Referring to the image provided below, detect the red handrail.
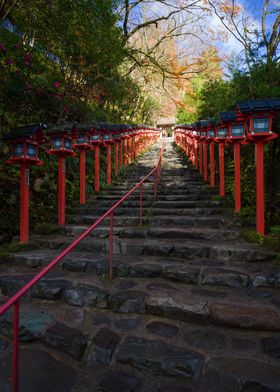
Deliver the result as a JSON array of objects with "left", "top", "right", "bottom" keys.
[{"left": 0, "top": 142, "right": 165, "bottom": 392}]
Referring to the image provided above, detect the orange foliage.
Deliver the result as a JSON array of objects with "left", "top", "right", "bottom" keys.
[{"left": 218, "top": 0, "right": 241, "bottom": 16}]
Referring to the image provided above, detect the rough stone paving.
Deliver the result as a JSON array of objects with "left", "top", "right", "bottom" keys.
[{"left": 1, "top": 141, "right": 280, "bottom": 391}]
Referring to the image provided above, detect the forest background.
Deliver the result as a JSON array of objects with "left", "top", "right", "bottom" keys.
[{"left": 0, "top": 0, "right": 279, "bottom": 241}]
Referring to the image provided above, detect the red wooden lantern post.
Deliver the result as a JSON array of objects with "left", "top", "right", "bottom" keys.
[
  {"left": 138, "top": 128, "right": 142, "bottom": 153},
  {"left": 103, "top": 128, "right": 114, "bottom": 185},
  {"left": 127, "top": 130, "right": 131, "bottom": 163},
  {"left": 119, "top": 128, "right": 125, "bottom": 170},
  {"left": 182, "top": 129, "right": 186, "bottom": 154},
  {"left": 6, "top": 124, "right": 46, "bottom": 243},
  {"left": 190, "top": 130, "right": 197, "bottom": 167},
  {"left": 134, "top": 127, "right": 139, "bottom": 158},
  {"left": 194, "top": 138, "right": 199, "bottom": 169},
  {"left": 90, "top": 128, "right": 103, "bottom": 192},
  {"left": 183, "top": 128, "right": 186, "bottom": 154},
  {"left": 206, "top": 127, "right": 216, "bottom": 188},
  {"left": 192, "top": 127, "right": 200, "bottom": 170},
  {"left": 196, "top": 123, "right": 205, "bottom": 177},
  {"left": 72, "top": 124, "right": 92, "bottom": 205},
  {"left": 237, "top": 99, "right": 280, "bottom": 235},
  {"left": 199, "top": 124, "right": 208, "bottom": 181},
  {"left": 186, "top": 130, "right": 191, "bottom": 158},
  {"left": 199, "top": 137, "right": 203, "bottom": 176},
  {"left": 215, "top": 125, "right": 229, "bottom": 197},
  {"left": 144, "top": 128, "right": 148, "bottom": 150},
  {"left": 129, "top": 128, "right": 135, "bottom": 162},
  {"left": 122, "top": 129, "right": 130, "bottom": 166},
  {"left": 113, "top": 127, "right": 121, "bottom": 176},
  {"left": 182, "top": 127, "right": 188, "bottom": 156},
  {"left": 48, "top": 126, "right": 76, "bottom": 225},
  {"left": 124, "top": 135, "right": 127, "bottom": 165},
  {"left": 187, "top": 129, "right": 192, "bottom": 163},
  {"left": 221, "top": 111, "right": 246, "bottom": 212}
]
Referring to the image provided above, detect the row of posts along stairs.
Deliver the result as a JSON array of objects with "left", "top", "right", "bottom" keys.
[{"left": 0, "top": 140, "right": 280, "bottom": 392}]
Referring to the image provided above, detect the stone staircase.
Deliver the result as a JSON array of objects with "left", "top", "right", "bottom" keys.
[{"left": 1, "top": 141, "right": 280, "bottom": 392}]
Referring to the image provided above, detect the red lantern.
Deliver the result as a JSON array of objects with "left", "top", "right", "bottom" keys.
[
  {"left": 237, "top": 99, "right": 280, "bottom": 235},
  {"left": 72, "top": 124, "right": 92, "bottom": 205},
  {"left": 5, "top": 123, "right": 47, "bottom": 243},
  {"left": 48, "top": 125, "right": 76, "bottom": 225}
]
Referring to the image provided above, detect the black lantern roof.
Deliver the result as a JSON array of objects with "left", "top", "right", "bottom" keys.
[
  {"left": 4, "top": 123, "right": 47, "bottom": 140},
  {"left": 219, "top": 112, "right": 237, "bottom": 122},
  {"left": 196, "top": 119, "right": 216, "bottom": 128},
  {"left": 47, "top": 123, "right": 74, "bottom": 135},
  {"left": 93, "top": 122, "right": 112, "bottom": 131},
  {"left": 74, "top": 122, "right": 96, "bottom": 131},
  {"left": 237, "top": 99, "right": 280, "bottom": 112}
]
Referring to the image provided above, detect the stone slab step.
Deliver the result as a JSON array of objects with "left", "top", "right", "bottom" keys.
[
  {"left": 3, "top": 249, "right": 278, "bottom": 292},
  {"left": 67, "top": 206, "right": 151, "bottom": 216},
  {"left": 158, "top": 181, "right": 208, "bottom": 187},
  {"left": 116, "top": 335, "right": 203, "bottom": 379},
  {"left": 1, "top": 303, "right": 280, "bottom": 390},
  {"left": 150, "top": 215, "right": 228, "bottom": 228},
  {"left": 87, "top": 200, "right": 152, "bottom": 208},
  {"left": 96, "top": 189, "right": 155, "bottom": 196},
  {"left": 151, "top": 208, "right": 225, "bottom": 216},
  {"left": 105, "top": 184, "right": 154, "bottom": 191},
  {"left": 153, "top": 201, "right": 223, "bottom": 208},
  {"left": 69, "top": 200, "right": 223, "bottom": 213},
  {"left": 93, "top": 194, "right": 212, "bottom": 202},
  {"left": 67, "top": 215, "right": 149, "bottom": 226},
  {"left": 30, "top": 235, "right": 275, "bottom": 263},
  {"left": 158, "top": 188, "right": 216, "bottom": 195},
  {"left": 2, "top": 273, "right": 280, "bottom": 334},
  {"left": 61, "top": 225, "right": 241, "bottom": 242}
]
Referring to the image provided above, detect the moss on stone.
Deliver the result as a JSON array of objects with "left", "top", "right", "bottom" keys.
[{"left": 0, "top": 241, "right": 38, "bottom": 259}]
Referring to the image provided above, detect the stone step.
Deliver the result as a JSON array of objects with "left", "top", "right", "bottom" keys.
[
  {"left": 104, "top": 184, "right": 154, "bottom": 191},
  {"left": 86, "top": 200, "right": 152, "bottom": 208},
  {"left": 151, "top": 207, "right": 225, "bottom": 216},
  {"left": 95, "top": 190, "right": 155, "bottom": 197},
  {"left": 61, "top": 224, "right": 241, "bottom": 242},
  {"left": 153, "top": 201, "right": 223, "bottom": 209},
  {"left": 3, "top": 249, "right": 278, "bottom": 292},
  {"left": 29, "top": 235, "right": 275, "bottom": 263},
  {"left": 94, "top": 193, "right": 212, "bottom": 201},
  {"left": 1, "top": 303, "right": 279, "bottom": 390},
  {"left": 145, "top": 226, "right": 241, "bottom": 241},
  {"left": 83, "top": 198, "right": 222, "bottom": 210},
  {"left": 101, "top": 188, "right": 215, "bottom": 196},
  {"left": 158, "top": 188, "right": 216, "bottom": 195},
  {"left": 1, "top": 273, "right": 280, "bottom": 334},
  {"left": 67, "top": 215, "right": 149, "bottom": 226},
  {"left": 67, "top": 202, "right": 228, "bottom": 217},
  {"left": 150, "top": 215, "right": 227, "bottom": 228},
  {"left": 67, "top": 206, "right": 151, "bottom": 216}
]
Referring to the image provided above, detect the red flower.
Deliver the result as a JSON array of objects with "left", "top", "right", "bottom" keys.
[{"left": 53, "top": 81, "right": 60, "bottom": 88}]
